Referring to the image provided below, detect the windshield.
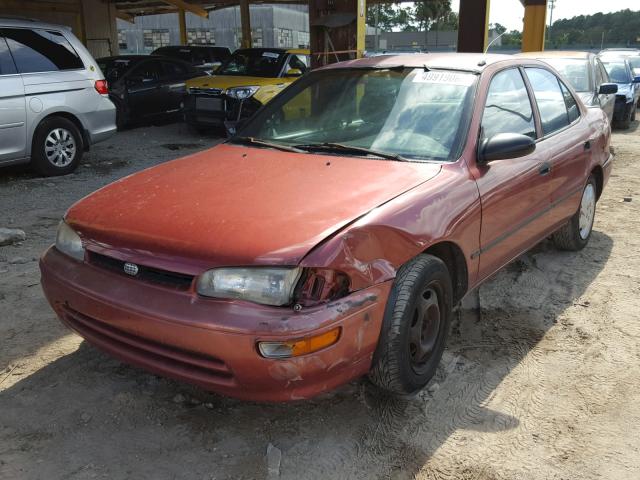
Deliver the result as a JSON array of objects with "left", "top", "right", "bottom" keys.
[
  {"left": 628, "top": 57, "right": 640, "bottom": 76},
  {"left": 602, "top": 61, "right": 630, "bottom": 83},
  {"left": 543, "top": 58, "right": 590, "bottom": 92},
  {"left": 238, "top": 68, "right": 477, "bottom": 162},
  {"left": 216, "top": 50, "right": 286, "bottom": 77}
]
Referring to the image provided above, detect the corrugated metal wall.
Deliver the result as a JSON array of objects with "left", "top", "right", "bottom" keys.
[{"left": 116, "top": 5, "right": 309, "bottom": 54}]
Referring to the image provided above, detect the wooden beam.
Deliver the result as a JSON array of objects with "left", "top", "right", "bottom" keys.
[
  {"left": 116, "top": 11, "right": 135, "bottom": 23},
  {"left": 457, "top": 0, "right": 491, "bottom": 53},
  {"left": 239, "top": 0, "right": 251, "bottom": 48},
  {"left": 162, "top": 0, "right": 208, "bottom": 18}
]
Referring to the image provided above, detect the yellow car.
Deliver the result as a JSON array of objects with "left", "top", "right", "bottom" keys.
[{"left": 184, "top": 48, "right": 310, "bottom": 131}]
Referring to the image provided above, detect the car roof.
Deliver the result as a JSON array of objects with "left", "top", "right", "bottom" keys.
[
  {"left": 516, "top": 50, "right": 592, "bottom": 60},
  {"left": 0, "top": 16, "right": 72, "bottom": 31},
  {"left": 318, "top": 52, "right": 522, "bottom": 73},
  {"left": 154, "top": 45, "right": 229, "bottom": 51},
  {"left": 97, "top": 55, "right": 147, "bottom": 62}
]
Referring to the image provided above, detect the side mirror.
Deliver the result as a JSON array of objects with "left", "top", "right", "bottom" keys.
[
  {"left": 479, "top": 133, "right": 536, "bottom": 163},
  {"left": 599, "top": 83, "right": 618, "bottom": 94},
  {"left": 285, "top": 68, "right": 303, "bottom": 77},
  {"left": 633, "top": 76, "right": 640, "bottom": 83}
]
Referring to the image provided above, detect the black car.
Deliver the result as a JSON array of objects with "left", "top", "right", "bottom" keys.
[
  {"left": 151, "top": 46, "right": 231, "bottom": 75},
  {"left": 98, "top": 55, "right": 201, "bottom": 129}
]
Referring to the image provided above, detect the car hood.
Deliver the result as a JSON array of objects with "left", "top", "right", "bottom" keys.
[
  {"left": 66, "top": 144, "right": 441, "bottom": 273},
  {"left": 186, "top": 75, "right": 287, "bottom": 89}
]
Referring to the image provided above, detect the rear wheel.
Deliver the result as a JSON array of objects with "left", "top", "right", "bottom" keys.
[
  {"left": 552, "top": 175, "right": 597, "bottom": 251},
  {"left": 369, "top": 254, "right": 452, "bottom": 395},
  {"left": 30, "top": 116, "right": 83, "bottom": 176}
]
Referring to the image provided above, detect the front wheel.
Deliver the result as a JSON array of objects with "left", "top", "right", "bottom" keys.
[
  {"left": 369, "top": 254, "right": 452, "bottom": 395},
  {"left": 552, "top": 175, "right": 597, "bottom": 251}
]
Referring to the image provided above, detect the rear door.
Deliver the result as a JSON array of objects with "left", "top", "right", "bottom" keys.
[
  {"left": 159, "top": 60, "right": 193, "bottom": 113},
  {"left": 474, "top": 67, "right": 554, "bottom": 280},
  {"left": 523, "top": 67, "right": 592, "bottom": 226},
  {"left": 0, "top": 36, "right": 26, "bottom": 162},
  {"left": 125, "top": 59, "right": 164, "bottom": 118}
]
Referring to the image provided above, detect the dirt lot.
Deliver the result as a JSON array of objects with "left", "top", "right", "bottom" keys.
[{"left": 1, "top": 121, "right": 639, "bottom": 480}]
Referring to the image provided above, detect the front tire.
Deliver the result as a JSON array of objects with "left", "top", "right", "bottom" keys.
[
  {"left": 31, "top": 116, "right": 83, "bottom": 176},
  {"left": 552, "top": 175, "right": 597, "bottom": 251},
  {"left": 369, "top": 254, "right": 452, "bottom": 395}
]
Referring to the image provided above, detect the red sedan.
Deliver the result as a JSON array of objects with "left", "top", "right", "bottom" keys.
[{"left": 40, "top": 54, "right": 612, "bottom": 401}]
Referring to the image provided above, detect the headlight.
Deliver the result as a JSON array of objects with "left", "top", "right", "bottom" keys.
[
  {"left": 197, "top": 267, "right": 302, "bottom": 306},
  {"left": 55, "top": 220, "right": 85, "bottom": 261},
  {"left": 226, "top": 86, "right": 260, "bottom": 100}
]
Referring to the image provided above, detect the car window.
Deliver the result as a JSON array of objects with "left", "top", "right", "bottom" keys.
[
  {"left": 2, "top": 28, "right": 83, "bottom": 73},
  {"left": 525, "top": 67, "right": 571, "bottom": 136},
  {"left": 559, "top": 80, "right": 580, "bottom": 123},
  {"left": 481, "top": 68, "right": 537, "bottom": 140},
  {"left": 601, "top": 61, "right": 630, "bottom": 83},
  {"left": 217, "top": 50, "right": 286, "bottom": 77},
  {"left": 0, "top": 37, "right": 17, "bottom": 75},
  {"left": 161, "top": 60, "right": 188, "bottom": 78},
  {"left": 628, "top": 57, "right": 640, "bottom": 77},
  {"left": 129, "top": 60, "right": 162, "bottom": 83}
]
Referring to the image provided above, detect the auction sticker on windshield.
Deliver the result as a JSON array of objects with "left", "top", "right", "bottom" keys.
[{"left": 413, "top": 70, "right": 476, "bottom": 86}]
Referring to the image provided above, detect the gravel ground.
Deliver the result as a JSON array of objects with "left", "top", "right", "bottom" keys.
[{"left": 1, "top": 121, "right": 639, "bottom": 480}]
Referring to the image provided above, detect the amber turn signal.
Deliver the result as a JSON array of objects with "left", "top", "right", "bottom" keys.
[{"left": 258, "top": 327, "right": 341, "bottom": 359}]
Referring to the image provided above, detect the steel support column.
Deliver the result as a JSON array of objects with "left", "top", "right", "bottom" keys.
[
  {"left": 356, "top": 0, "right": 366, "bottom": 58},
  {"left": 522, "top": 0, "right": 547, "bottom": 52},
  {"left": 178, "top": 8, "right": 187, "bottom": 45},
  {"left": 240, "top": 0, "right": 252, "bottom": 48},
  {"left": 457, "top": 0, "right": 490, "bottom": 53}
]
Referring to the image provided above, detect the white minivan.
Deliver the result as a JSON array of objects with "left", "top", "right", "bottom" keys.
[{"left": 0, "top": 18, "right": 116, "bottom": 176}]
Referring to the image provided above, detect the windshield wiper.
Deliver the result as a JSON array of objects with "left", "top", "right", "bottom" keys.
[
  {"left": 229, "top": 136, "right": 304, "bottom": 153},
  {"left": 293, "top": 142, "right": 406, "bottom": 161}
]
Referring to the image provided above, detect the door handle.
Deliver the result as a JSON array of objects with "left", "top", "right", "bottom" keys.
[{"left": 539, "top": 162, "right": 551, "bottom": 176}]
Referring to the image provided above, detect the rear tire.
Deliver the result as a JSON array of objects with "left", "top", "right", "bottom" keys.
[
  {"left": 553, "top": 175, "right": 597, "bottom": 251},
  {"left": 369, "top": 254, "right": 452, "bottom": 395},
  {"left": 30, "top": 116, "right": 83, "bottom": 177}
]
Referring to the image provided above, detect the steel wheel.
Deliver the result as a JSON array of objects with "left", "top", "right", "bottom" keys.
[
  {"left": 409, "top": 285, "right": 442, "bottom": 374},
  {"left": 44, "top": 128, "right": 76, "bottom": 167},
  {"left": 579, "top": 183, "right": 596, "bottom": 240}
]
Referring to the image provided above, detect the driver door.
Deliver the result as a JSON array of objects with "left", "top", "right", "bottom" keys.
[{"left": 473, "top": 67, "right": 554, "bottom": 281}]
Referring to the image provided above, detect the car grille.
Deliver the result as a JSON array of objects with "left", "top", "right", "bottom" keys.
[
  {"left": 61, "top": 305, "right": 235, "bottom": 386},
  {"left": 188, "top": 87, "right": 224, "bottom": 96},
  {"left": 88, "top": 251, "right": 194, "bottom": 291}
]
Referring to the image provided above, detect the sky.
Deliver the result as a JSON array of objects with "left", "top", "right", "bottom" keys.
[{"left": 450, "top": 0, "right": 640, "bottom": 31}]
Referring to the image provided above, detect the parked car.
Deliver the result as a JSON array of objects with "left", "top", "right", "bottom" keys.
[
  {"left": 97, "top": 55, "right": 201, "bottom": 129},
  {"left": 0, "top": 18, "right": 115, "bottom": 176},
  {"left": 150, "top": 45, "right": 231, "bottom": 75},
  {"left": 183, "top": 48, "right": 310, "bottom": 132},
  {"left": 598, "top": 57, "right": 640, "bottom": 128},
  {"left": 41, "top": 54, "right": 612, "bottom": 401},
  {"left": 599, "top": 48, "right": 640, "bottom": 58},
  {"left": 517, "top": 51, "right": 618, "bottom": 124}
]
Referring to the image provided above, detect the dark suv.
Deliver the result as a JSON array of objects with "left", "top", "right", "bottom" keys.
[{"left": 151, "top": 46, "right": 231, "bottom": 75}]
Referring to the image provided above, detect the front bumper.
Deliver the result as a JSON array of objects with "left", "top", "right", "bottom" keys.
[
  {"left": 183, "top": 93, "right": 261, "bottom": 127},
  {"left": 40, "top": 247, "right": 391, "bottom": 402}
]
